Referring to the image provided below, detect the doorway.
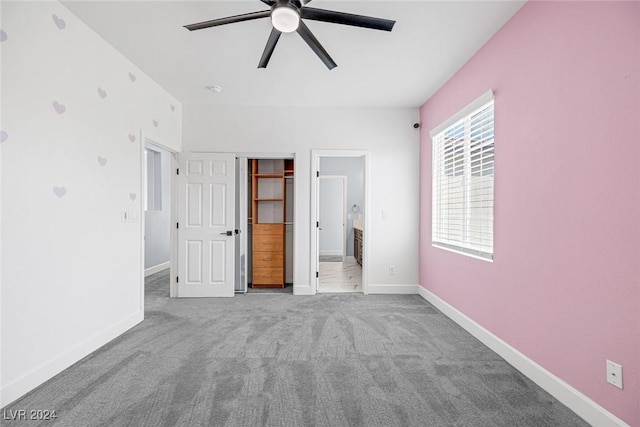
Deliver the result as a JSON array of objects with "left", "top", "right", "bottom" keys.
[
  {"left": 242, "top": 157, "right": 295, "bottom": 294},
  {"left": 311, "top": 151, "right": 368, "bottom": 294},
  {"left": 143, "top": 141, "right": 176, "bottom": 298},
  {"left": 174, "top": 153, "right": 297, "bottom": 298}
]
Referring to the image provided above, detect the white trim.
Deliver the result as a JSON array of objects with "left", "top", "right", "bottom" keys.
[
  {"left": 417, "top": 287, "right": 630, "bottom": 427},
  {"left": 429, "top": 89, "right": 494, "bottom": 137},
  {"left": 367, "top": 284, "right": 419, "bottom": 294},
  {"left": 293, "top": 284, "right": 314, "bottom": 296},
  {"left": 432, "top": 243, "right": 494, "bottom": 263},
  {"left": 145, "top": 261, "right": 170, "bottom": 277},
  {"left": 232, "top": 152, "right": 294, "bottom": 160},
  {"left": 319, "top": 250, "right": 343, "bottom": 257},
  {"left": 0, "top": 311, "right": 143, "bottom": 407}
]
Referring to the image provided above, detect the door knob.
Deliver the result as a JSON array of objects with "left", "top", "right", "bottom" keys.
[{"left": 220, "top": 230, "right": 233, "bottom": 236}]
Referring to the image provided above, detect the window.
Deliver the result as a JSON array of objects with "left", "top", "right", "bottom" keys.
[{"left": 431, "top": 90, "right": 494, "bottom": 260}]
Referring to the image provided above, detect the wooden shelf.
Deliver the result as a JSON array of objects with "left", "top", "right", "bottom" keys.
[
  {"left": 251, "top": 159, "right": 286, "bottom": 288},
  {"left": 284, "top": 159, "right": 294, "bottom": 176}
]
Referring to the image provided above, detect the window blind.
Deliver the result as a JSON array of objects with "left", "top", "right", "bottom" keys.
[{"left": 432, "top": 96, "right": 494, "bottom": 260}]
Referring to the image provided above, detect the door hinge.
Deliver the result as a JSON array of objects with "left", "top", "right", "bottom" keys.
[
  {"left": 316, "top": 171, "right": 319, "bottom": 177},
  {"left": 316, "top": 271, "right": 319, "bottom": 278},
  {"left": 176, "top": 222, "right": 179, "bottom": 229},
  {"left": 176, "top": 276, "right": 179, "bottom": 283},
  {"left": 316, "top": 221, "right": 319, "bottom": 228},
  {"left": 176, "top": 168, "right": 179, "bottom": 175}
]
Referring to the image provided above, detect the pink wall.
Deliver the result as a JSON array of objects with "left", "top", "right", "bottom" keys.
[{"left": 419, "top": 1, "right": 639, "bottom": 425}]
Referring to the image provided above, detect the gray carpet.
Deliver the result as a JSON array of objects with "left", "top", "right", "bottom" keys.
[{"left": 2, "top": 270, "right": 588, "bottom": 427}]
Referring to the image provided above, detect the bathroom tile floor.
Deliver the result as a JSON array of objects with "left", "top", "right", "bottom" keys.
[{"left": 318, "top": 256, "right": 362, "bottom": 293}]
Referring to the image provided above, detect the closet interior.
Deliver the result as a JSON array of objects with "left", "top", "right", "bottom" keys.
[{"left": 247, "top": 159, "right": 294, "bottom": 289}]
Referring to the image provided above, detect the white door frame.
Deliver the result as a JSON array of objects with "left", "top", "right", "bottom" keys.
[
  {"left": 139, "top": 137, "right": 179, "bottom": 307},
  {"left": 318, "top": 175, "right": 347, "bottom": 261},
  {"left": 310, "top": 150, "right": 370, "bottom": 294},
  {"left": 235, "top": 157, "right": 249, "bottom": 294}
]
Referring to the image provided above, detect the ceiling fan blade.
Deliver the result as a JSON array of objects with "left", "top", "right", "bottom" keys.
[
  {"left": 296, "top": 21, "right": 337, "bottom": 70},
  {"left": 301, "top": 7, "right": 395, "bottom": 32},
  {"left": 259, "top": 0, "right": 276, "bottom": 5},
  {"left": 184, "top": 10, "right": 271, "bottom": 31},
  {"left": 258, "top": 28, "right": 282, "bottom": 68}
]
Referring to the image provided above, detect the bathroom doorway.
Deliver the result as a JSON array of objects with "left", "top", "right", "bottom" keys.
[{"left": 312, "top": 151, "right": 367, "bottom": 294}]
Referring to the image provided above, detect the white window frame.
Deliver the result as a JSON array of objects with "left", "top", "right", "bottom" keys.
[{"left": 430, "top": 90, "right": 494, "bottom": 261}]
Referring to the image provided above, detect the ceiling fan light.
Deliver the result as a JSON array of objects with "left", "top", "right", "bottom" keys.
[{"left": 271, "top": 7, "right": 300, "bottom": 33}]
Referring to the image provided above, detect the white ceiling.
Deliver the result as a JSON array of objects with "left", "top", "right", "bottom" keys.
[{"left": 61, "top": 0, "right": 525, "bottom": 108}]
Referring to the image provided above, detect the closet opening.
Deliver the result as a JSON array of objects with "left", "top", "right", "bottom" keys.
[{"left": 235, "top": 157, "right": 294, "bottom": 295}]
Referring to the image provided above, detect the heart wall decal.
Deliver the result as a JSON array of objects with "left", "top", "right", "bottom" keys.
[
  {"left": 53, "top": 101, "right": 66, "bottom": 114},
  {"left": 129, "top": 193, "right": 137, "bottom": 201},
  {"left": 97, "top": 156, "right": 107, "bottom": 167},
  {"left": 128, "top": 133, "right": 136, "bottom": 143},
  {"left": 0, "top": 30, "right": 7, "bottom": 42},
  {"left": 0, "top": 130, "right": 7, "bottom": 144},
  {"left": 170, "top": 105, "right": 175, "bottom": 112},
  {"left": 52, "top": 14, "right": 66, "bottom": 30},
  {"left": 153, "top": 119, "right": 158, "bottom": 128},
  {"left": 53, "top": 186, "right": 67, "bottom": 198},
  {"left": 97, "top": 87, "right": 107, "bottom": 99},
  {"left": 128, "top": 72, "right": 136, "bottom": 82}
]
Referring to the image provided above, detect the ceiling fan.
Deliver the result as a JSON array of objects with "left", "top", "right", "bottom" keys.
[{"left": 184, "top": 0, "right": 395, "bottom": 70}]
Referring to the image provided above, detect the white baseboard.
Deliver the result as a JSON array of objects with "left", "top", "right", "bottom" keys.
[
  {"left": 144, "top": 261, "right": 170, "bottom": 277},
  {"left": 367, "top": 283, "right": 418, "bottom": 294},
  {"left": 417, "top": 287, "right": 629, "bottom": 427},
  {"left": 319, "top": 250, "right": 343, "bottom": 257},
  {"left": 293, "top": 285, "right": 315, "bottom": 296},
  {"left": 0, "top": 311, "right": 143, "bottom": 408}
]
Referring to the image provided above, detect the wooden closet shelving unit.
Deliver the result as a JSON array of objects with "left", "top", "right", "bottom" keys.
[{"left": 251, "top": 159, "right": 289, "bottom": 288}]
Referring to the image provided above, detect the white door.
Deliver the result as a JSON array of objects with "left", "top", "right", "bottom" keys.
[
  {"left": 319, "top": 176, "right": 346, "bottom": 260},
  {"left": 178, "top": 153, "right": 235, "bottom": 297}
]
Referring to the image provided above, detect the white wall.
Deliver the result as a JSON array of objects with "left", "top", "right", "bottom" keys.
[
  {"left": 144, "top": 146, "right": 172, "bottom": 270},
  {"left": 0, "top": 1, "right": 181, "bottom": 406},
  {"left": 183, "top": 106, "right": 421, "bottom": 294}
]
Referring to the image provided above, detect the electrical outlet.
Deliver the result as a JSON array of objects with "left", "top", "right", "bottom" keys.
[
  {"left": 389, "top": 265, "right": 395, "bottom": 276},
  {"left": 606, "top": 360, "right": 623, "bottom": 389}
]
